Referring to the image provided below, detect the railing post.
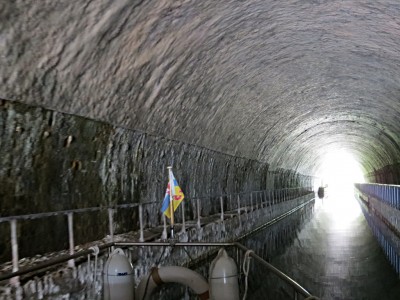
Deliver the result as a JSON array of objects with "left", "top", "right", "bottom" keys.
[
  {"left": 270, "top": 190, "right": 273, "bottom": 207},
  {"left": 244, "top": 193, "right": 248, "bottom": 214},
  {"left": 197, "top": 199, "right": 201, "bottom": 229},
  {"left": 181, "top": 200, "right": 186, "bottom": 233},
  {"left": 264, "top": 190, "right": 268, "bottom": 206},
  {"left": 67, "top": 212, "right": 75, "bottom": 268},
  {"left": 10, "top": 219, "right": 19, "bottom": 287},
  {"left": 220, "top": 196, "right": 224, "bottom": 221},
  {"left": 108, "top": 208, "right": 114, "bottom": 243},
  {"left": 161, "top": 214, "right": 167, "bottom": 240},
  {"left": 139, "top": 204, "right": 144, "bottom": 242},
  {"left": 270, "top": 189, "right": 273, "bottom": 208},
  {"left": 385, "top": 186, "right": 389, "bottom": 205},
  {"left": 250, "top": 192, "right": 254, "bottom": 211},
  {"left": 393, "top": 187, "right": 396, "bottom": 207},
  {"left": 237, "top": 194, "right": 241, "bottom": 215}
]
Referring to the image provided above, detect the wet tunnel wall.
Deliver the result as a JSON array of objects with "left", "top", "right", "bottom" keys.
[
  {"left": 366, "top": 164, "right": 400, "bottom": 185},
  {"left": 2, "top": 0, "right": 400, "bottom": 267},
  {"left": 2, "top": 1, "right": 400, "bottom": 181},
  {"left": 0, "top": 99, "right": 312, "bottom": 263}
]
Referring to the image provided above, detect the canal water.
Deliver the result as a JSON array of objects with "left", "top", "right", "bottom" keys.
[
  {"left": 66, "top": 191, "right": 400, "bottom": 299},
  {"left": 245, "top": 192, "right": 400, "bottom": 300}
]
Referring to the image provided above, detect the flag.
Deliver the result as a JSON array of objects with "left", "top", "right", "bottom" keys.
[{"left": 161, "top": 171, "right": 185, "bottom": 218}]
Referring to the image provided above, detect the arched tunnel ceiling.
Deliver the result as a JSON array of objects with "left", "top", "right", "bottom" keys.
[{"left": 1, "top": 0, "right": 400, "bottom": 176}]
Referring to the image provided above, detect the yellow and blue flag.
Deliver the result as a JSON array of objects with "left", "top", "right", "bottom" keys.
[{"left": 161, "top": 172, "right": 184, "bottom": 218}]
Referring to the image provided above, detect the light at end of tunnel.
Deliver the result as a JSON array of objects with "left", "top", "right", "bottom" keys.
[
  {"left": 319, "top": 150, "right": 365, "bottom": 195},
  {"left": 317, "top": 150, "right": 365, "bottom": 228}
]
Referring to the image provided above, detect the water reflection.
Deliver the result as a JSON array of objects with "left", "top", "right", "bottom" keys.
[
  {"left": 244, "top": 201, "right": 315, "bottom": 299},
  {"left": 244, "top": 191, "right": 400, "bottom": 300},
  {"left": 324, "top": 184, "right": 361, "bottom": 230}
]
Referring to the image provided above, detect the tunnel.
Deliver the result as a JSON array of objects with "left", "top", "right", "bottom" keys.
[{"left": 1, "top": 1, "right": 400, "bottom": 299}]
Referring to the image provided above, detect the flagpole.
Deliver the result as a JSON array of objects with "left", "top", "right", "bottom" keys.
[{"left": 167, "top": 166, "right": 175, "bottom": 239}]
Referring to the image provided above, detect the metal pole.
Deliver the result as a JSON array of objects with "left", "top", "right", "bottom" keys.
[
  {"left": 264, "top": 190, "right": 267, "bottom": 207},
  {"left": 181, "top": 200, "right": 186, "bottom": 233},
  {"left": 245, "top": 193, "right": 249, "bottom": 215},
  {"left": 255, "top": 192, "right": 259, "bottom": 210},
  {"left": 108, "top": 208, "right": 114, "bottom": 243},
  {"left": 161, "top": 214, "right": 167, "bottom": 240},
  {"left": 0, "top": 243, "right": 114, "bottom": 282},
  {"left": 10, "top": 219, "right": 19, "bottom": 286},
  {"left": 115, "top": 241, "right": 235, "bottom": 247},
  {"left": 67, "top": 212, "right": 75, "bottom": 268},
  {"left": 261, "top": 191, "right": 264, "bottom": 208},
  {"left": 269, "top": 190, "right": 272, "bottom": 209},
  {"left": 139, "top": 204, "right": 144, "bottom": 242},
  {"left": 1, "top": 238, "right": 315, "bottom": 299},
  {"left": 220, "top": 196, "right": 224, "bottom": 221},
  {"left": 233, "top": 242, "right": 313, "bottom": 298},
  {"left": 167, "top": 167, "right": 175, "bottom": 239},
  {"left": 197, "top": 198, "right": 201, "bottom": 229},
  {"left": 272, "top": 190, "right": 275, "bottom": 205},
  {"left": 112, "top": 241, "right": 315, "bottom": 299}
]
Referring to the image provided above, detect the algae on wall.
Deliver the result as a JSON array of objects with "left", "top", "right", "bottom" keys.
[
  {"left": 0, "top": 100, "right": 269, "bottom": 262},
  {"left": 0, "top": 99, "right": 311, "bottom": 263}
]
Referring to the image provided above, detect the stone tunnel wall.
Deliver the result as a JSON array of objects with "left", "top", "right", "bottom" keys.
[
  {"left": 366, "top": 164, "right": 400, "bottom": 185},
  {"left": 0, "top": 99, "right": 313, "bottom": 263}
]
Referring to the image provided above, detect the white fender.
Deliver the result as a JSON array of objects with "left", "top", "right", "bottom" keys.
[
  {"left": 135, "top": 266, "right": 209, "bottom": 300},
  {"left": 103, "top": 248, "right": 134, "bottom": 300},
  {"left": 209, "top": 248, "right": 240, "bottom": 300}
]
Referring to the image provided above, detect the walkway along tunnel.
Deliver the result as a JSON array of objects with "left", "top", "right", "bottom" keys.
[{"left": 1, "top": 0, "right": 400, "bottom": 299}]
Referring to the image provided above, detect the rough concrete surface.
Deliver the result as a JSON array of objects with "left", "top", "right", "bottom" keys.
[
  {"left": 1, "top": 1, "right": 400, "bottom": 174},
  {"left": 0, "top": 100, "right": 312, "bottom": 262}
]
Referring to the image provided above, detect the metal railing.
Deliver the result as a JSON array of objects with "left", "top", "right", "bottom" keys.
[
  {"left": 360, "top": 203, "right": 400, "bottom": 275},
  {"left": 0, "top": 241, "right": 318, "bottom": 299},
  {"left": 116, "top": 241, "right": 316, "bottom": 299},
  {"left": 355, "top": 183, "right": 400, "bottom": 210},
  {"left": 0, "top": 187, "right": 313, "bottom": 286},
  {"left": 355, "top": 183, "right": 400, "bottom": 276}
]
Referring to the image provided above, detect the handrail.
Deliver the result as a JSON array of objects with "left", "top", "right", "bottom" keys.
[
  {"left": 0, "top": 202, "right": 156, "bottom": 223},
  {"left": 1, "top": 241, "right": 316, "bottom": 299},
  {"left": 0, "top": 187, "right": 314, "bottom": 290},
  {"left": 114, "top": 241, "right": 314, "bottom": 298},
  {"left": 355, "top": 183, "right": 400, "bottom": 210},
  {"left": 355, "top": 183, "right": 400, "bottom": 187},
  {"left": 0, "top": 243, "right": 114, "bottom": 281},
  {"left": 355, "top": 183, "right": 400, "bottom": 276},
  {"left": 234, "top": 242, "right": 312, "bottom": 298},
  {"left": 0, "top": 187, "right": 312, "bottom": 222}
]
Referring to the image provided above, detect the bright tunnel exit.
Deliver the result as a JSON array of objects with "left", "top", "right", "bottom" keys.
[
  {"left": 319, "top": 150, "right": 365, "bottom": 193},
  {"left": 317, "top": 150, "right": 366, "bottom": 228}
]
